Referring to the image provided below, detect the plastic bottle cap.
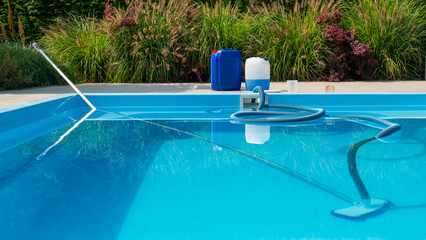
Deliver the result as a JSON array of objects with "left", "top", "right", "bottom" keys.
[
  {"left": 212, "top": 50, "right": 219, "bottom": 54},
  {"left": 263, "top": 58, "right": 269, "bottom": 61}
]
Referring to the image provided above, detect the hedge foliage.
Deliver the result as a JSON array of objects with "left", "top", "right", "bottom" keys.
[
  {"left": 0, "top": 0, "right": 425, "bottom": 90},
  {"left": 0, "top": 0, "right": 288, "bottom": 41},
  {"left": 0, "top": 0, "right": 126, "bottom": 40},
  {"left": 0, "top": 42, "right": 66, "bottom": 90}
]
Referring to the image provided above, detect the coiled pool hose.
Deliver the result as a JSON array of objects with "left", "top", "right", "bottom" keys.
[
  {"left": 230, "top": 86, "right": 400, "bottom": 140},
  {"left": 230, "top": 86, "right": 325, "bottom": 123}
]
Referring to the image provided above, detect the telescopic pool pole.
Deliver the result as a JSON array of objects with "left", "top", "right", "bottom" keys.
[{"left": 32, "top": 43, "right": 96, "bottom": 110}]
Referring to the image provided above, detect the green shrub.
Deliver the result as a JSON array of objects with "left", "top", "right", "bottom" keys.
[
  {"left": 195, "top": 0, "right": 277, "bottom": 80},
  {"left": 105, "top": 0, "right": 201, "bottom": 83},
  {"left": 0, "top": 0, "right": 25, "bottom": 44},
  {"left": 251, "top": 0, "right": 331, "bottom": 81},
  {"left": 41, "top": 17, "right": 112, "bottom": 83},
  {"left": 0, "top": 0, "right": 127, "bottom": 41},
  {"left": 343, "top": 0, "right": 426, "bottom": 80},
  {"left": 0, "top": 42, "right": 65, "bottom": 90},
  {"left": 0, "top": 51, "right": 31, "bottom": 90},
  {"left": 195, "top": 1, "right": 250, "bottom": 78},
  {"left": 193, "top": 0, "right": 297, "bottom": 12},
  {"left": 0, "top": 0, "right": 288, "bottom": 42},
  {"left": 24, "top": 0, "right": 425, "bottom": 84}
]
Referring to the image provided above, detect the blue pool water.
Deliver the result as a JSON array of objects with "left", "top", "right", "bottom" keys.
[{"left": 1, "top": 115, "right": 426, "bottom": 239}]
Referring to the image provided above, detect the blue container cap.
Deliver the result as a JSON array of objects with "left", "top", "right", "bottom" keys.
[{"left": 263, "top": 58, "right": 269, "bottom": 61}]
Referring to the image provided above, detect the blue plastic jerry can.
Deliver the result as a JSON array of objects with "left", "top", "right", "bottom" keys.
[{"left": 210, "top": 49, "right": 242, "bottom": 91}]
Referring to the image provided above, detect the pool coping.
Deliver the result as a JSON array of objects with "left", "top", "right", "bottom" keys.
[
  {"left": 0, "top": 94, "right": 75, "bottom": 114},
  {"left": 1, "top": 81, "right": 426, "bottom": 108}
]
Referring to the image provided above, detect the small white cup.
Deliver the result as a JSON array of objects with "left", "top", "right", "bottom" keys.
[{"left": 287, "top": 80, "right": 298, "bottom": 93}]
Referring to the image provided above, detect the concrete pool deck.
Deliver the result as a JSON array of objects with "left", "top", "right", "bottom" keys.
[{"left": 1, "top": 81, "right": 426, "bottom": 108}]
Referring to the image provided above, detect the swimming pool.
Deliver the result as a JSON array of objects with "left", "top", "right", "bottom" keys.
[{"left": 1, "top": 93, "right": 426, "bottom": 239}]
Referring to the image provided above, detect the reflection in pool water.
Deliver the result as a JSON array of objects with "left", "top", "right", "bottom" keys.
[{"left": 0, "top": 117, "right": 425, "bottom": 239}]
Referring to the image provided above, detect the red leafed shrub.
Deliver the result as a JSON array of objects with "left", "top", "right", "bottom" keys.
[
  {"left": 318, "top": 7, "right": 378, "bottom": 81},
  {"left": 105, "top": 0, "right": 115, "bottom": 20},
  {"left": 325, "top": 25, "right": 349, "bottom": 45},
  {"left": 327, "top": 7, "right": 341, "bottom": 25},
  {"left": 351, "top": 40, "right": 378, "bottom": 78}
]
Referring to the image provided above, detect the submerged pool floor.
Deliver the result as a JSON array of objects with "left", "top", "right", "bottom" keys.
[{"left": 0, "top": 118, "right": 426, "bottom": 239}]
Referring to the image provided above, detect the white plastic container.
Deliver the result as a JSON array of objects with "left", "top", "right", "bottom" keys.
[{"left": 245, "top": 57, "right": 270, "bottom": 91}]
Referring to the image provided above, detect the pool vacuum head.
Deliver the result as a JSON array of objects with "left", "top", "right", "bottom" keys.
[{"left": 331, "top": 198, "right": 391, "bottom": 220}]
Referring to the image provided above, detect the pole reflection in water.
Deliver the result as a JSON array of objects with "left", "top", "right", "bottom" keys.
[{"left": 36, "top": 109, "right": 96, "bottom": 161}]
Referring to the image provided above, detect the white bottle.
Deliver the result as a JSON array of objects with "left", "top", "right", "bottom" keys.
[{"left": 245, "top": 57, "right": 270, "bottom": 91}]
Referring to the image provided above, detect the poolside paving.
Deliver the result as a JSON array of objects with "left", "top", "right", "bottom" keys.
[{"left": 1, "top": 81, "right": 426, "bottom": 108}]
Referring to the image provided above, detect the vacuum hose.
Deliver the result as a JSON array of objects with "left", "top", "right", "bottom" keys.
[
  {"left": 231, "top": 86, "right": 401, "bottom": 202},
  {"left": 230, "top": 86, "right": 325, "bottom": 123}
]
